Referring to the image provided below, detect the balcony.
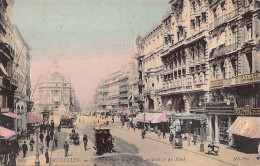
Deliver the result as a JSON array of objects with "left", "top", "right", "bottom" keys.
[
  {"left": 210, "top": 43, "right": 237, "bottom": 59},
  {"left": 205, "top": 101, "right": 234, "bottom": 110},
  {"left": 209, "top": 9, "right": 238, "bottom": 30},
  {"left": 0, "top": 42, "right": 14, "bottom": 60}
]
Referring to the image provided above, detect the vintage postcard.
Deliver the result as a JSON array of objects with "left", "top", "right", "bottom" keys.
[{"left": 0, "top": 0, "right": 260, "bottom": 166}]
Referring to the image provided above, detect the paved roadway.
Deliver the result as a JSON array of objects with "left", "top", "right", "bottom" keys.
[{"left": 49, "top": 116, "right": 259, "bottom": 166}]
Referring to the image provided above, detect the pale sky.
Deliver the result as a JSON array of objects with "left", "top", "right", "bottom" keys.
[{"left": 13, "top": 0, "right": 169, "bottom": 104}]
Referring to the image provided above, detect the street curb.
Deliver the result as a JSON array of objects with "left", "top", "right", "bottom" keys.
[{"left": 115, "top": 126, "right": 236, "bottom": 166}]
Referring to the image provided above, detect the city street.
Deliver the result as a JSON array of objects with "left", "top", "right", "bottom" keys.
[{"left": 44, "top": 115, "right": 258, "bottom": 166}]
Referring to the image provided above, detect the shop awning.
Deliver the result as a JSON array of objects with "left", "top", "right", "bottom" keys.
[
  {"left": 227, "top": 116, "right": 260, "bottom": 138},
  {"left": 158, "top": 111, "right": 170, "bottom": 122},
  {"left": 0, "top": 126, "right": 15, "bottom": 139},
  {"left": 2, "top": 112, "right": 22, "bottom": 119},
  {"left": 123, "top": 109, "right": 136, "bottom": 115},
  {"left": 166, "top": 113, "right": 207, "bottom": 120},
  {"left": 27, "top": 112, "right": 43, "bottom": 123}
]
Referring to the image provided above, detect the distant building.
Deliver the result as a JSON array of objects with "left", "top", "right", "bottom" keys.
[{"left": 32, "top": 61, "right": 79, "bottom": 116}]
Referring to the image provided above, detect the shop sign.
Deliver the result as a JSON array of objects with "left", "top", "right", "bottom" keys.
[
  {"left": 234, "top": 105, "right": 260, "bottom": 116},
  {"left": 235, "top": 73, "right": 260, "bottom": 84},
  {"left": 210, "top": 80, "right": 223, "bottom": 88}
]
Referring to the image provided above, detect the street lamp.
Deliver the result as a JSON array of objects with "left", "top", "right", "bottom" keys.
[
  {"left": 199, "top": 119, "right": 205, "bottom": 152},
  {"left": 35, "top": 123, "right": 40, "bottom": 166},
  {"left": 143, "top": 112, "right": 146, "bottom": 129}
]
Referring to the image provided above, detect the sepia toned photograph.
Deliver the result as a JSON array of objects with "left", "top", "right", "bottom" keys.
[{"left": 0, "top": 0, "right": 260, "bottom": 165}]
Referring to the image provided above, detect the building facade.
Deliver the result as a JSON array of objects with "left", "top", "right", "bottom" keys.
[
  {"left": 0, "top": 0, "right": 31, "bottom": 134},
  {"left": 93, "top": 61, "right": 139, "bottom": 111},
  {"left": 32, "top": 61, "right": 79, "bottom": 116},
  {"left": 93, "top": 0, "right": 260, "bottom": 146}
]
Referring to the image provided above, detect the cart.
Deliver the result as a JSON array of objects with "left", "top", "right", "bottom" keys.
[{"left": 93, "top": 126, "right": 114, "bottom": 154}]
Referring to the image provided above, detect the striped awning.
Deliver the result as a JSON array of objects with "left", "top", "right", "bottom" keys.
[
  {"left": 227, "top": 116, "right": 260, "bottom": 138},
  {"left": 0, "top": 126, "right": 15, "bottom": 139},
  {"left": 2, "top": 112, "right": 22, "bottom": 119}
]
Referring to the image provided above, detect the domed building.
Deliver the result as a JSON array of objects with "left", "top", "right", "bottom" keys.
[{"left": 31, "top": 61, "right": 79, "bottom": 122}]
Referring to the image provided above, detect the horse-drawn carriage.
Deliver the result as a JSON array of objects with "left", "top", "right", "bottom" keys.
[
  {"left": 93, "top": 126, "right": 114, "bottom": 154},
  {"left": 69, "top": 129, "right": 79, "bottom": 145},
  {"left": 60, "top": 115, "right": 75, "bottom": 128}
]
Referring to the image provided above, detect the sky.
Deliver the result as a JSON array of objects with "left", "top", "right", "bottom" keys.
[{"left": 13, "top": 0, "right": 169, "bottom": 104}]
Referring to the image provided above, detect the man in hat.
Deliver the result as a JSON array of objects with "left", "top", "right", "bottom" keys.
[
  {"left": 29, "top": 138, "right": 35, "bottom": 151},
  {"left": 22, "top": 141, "right": 28, "bottom": 158},
  {"left": 45, "top": 149, "right": 49, "bottom": 163},
  {"left": 63, "top": 141, "right": 69, "bottom": 157}
]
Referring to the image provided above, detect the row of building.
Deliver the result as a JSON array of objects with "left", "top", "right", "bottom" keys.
[
  {"left": 0, "top": 0, "right": 32, "bottom": 136},
  {"left": 93, "top": 0, "right": 260, "bottom": 147}
]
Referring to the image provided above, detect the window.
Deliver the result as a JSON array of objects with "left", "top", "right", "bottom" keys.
[
  {"left": 202, "top": 13, "right": 206, "bottom": 23},
  {"left": 221, "top": 61, "right": 226, "bottom": 79},
  {"left": 247, "top": 25, "right": 252, "bottom": 41},
  {"left": 246, "top": 53, "right": 253, "bottom": 74},
  {"left": 231, "top": 58, "right": 238, "bottom": 76},
  {"left": 213, "top": 64, "right": 217, "bottom": 80}
]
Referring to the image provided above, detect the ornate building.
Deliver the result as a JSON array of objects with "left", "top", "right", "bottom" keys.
[
  {"left": 32, "top": 61, "right": 79, "bottom": 116},
  {"left": 93, "top": 60, "right": 139, "bottom": 111}
]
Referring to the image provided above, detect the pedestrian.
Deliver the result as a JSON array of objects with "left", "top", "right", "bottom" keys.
[
  {"left": 257, "top": 141, "right": 260, "bottom": 160},
  {"left": 29, "top": 138, "right": 35, "bottom": 151},
  {"left": 40, "top": 124, "right": 43, "bottom": 133},
  {"left": 9, "top": 151, "right": 16, "bottom": 166},
  {"left": 163, "top": 131, "right": 166, "bottom": 138},
  {"left": 39, "top": 142, "right": 44, "bottom": 154},
  {"left": 63, "top": 141, "right": 69, "bottom": 157},
  {"left": 26, "top": 131, "right": 30, "bottom": 140},
  {"left": 54, "top": 135, "right": 58, "bottom": 148},
  {"left": 51, "top": 120, "right": 55, "bottom": 131},
  {"left": 45, "top": 149, "right": 49, "bottom": 163},
  {"left": 45, "top": 133, "right": 51, "bottom": 148},
  {"left": 50, "top": 130, "right": 54, "bottom": 140},
  {"left": 43, "top": 124, "right": 47, "bottom": 133},
  {"left": 133, "top": 125, "right": 136, "bottom": 132},
  {"left": 58, "top": 125, "right": 61, "bottom": 132},
  {"left": 83, "top": 134, "right": 88, "bottom": 151},
  {"left": 47, "top": 124, "right": 50, "bottom": 133},
  {"left": 14, "top": 140, "right": 20, "bottom": 156},
  {"left": 157, "top": 129, "right": 161, "bottom": 138},
  {"left": 112, "top": 116, "right": 114, "bottom": 123},
  {"left": 169, "top": 132, "right": 174, "bottom": 147},
  {"left": 98, "top": 119, "right": 99, "bottom": 123},
  {"left": 193, "top": 132, "right": 197, "bottom": 145},
  {"left": 39, "top": 132, "right": 44, "bottom": 143},
  {"left": 22, "top": 141, "right": 28, "bottom": 158}
]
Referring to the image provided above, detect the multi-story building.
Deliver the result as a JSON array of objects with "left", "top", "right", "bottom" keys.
[
  {"left": 32, "top": 61, "right": 79, "bottom": 116},
  {"left": 133, "top": 0, "right": 260, "bottom": 146},
  {"left": 93, "top": 60, "right": 139, "bottom": 111},
  {"left": 206, "top": 0, "right": 260, "bottom": 145},
  {"left": 0, "top": 0, "right": 27, "bottom": 133},
  {"left": 12, "top": 26, "right": 31, "bottom": 133}
]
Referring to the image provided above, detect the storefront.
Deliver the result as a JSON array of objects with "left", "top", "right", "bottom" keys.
[
  {"left": 227, "top": 107, "right": 260, "bottom": 153},
  {"left": 166, "top": 113, "right": 207, "bottom": 140}
]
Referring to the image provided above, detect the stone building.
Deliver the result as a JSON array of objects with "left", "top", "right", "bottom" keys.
[
  {"left": 0, "top": 0, "right": 31, "bottom": 134},
  {"left": 93, "top": 61, "right": 139, "bottom": 111},
  {"left": 133, "top": 0, "right": 260, "bottom": 145},
  {"left": 12, "top": 26, "right": 31, "bottom": 133},
  {"left": 32, "top": 61, "right": 79, "bottom": 116}
]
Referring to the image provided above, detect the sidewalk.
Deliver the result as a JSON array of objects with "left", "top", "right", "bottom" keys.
[
  {"left": 117, "top": 125, "right": 259, "bottom": 166},
  {"left": 16, "top": 130, "right": 56, "bottom": 166}
]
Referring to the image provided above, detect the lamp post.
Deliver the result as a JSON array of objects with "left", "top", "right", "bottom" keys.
[
  {"left": 35, "top": 123, "right": 40, "bottom": 166},
  {"left": 200, "top": 120, "right": 205, "bottom": 152},
  {"left": 143, "top": 112, "right": 146, "bottom": 129}
]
